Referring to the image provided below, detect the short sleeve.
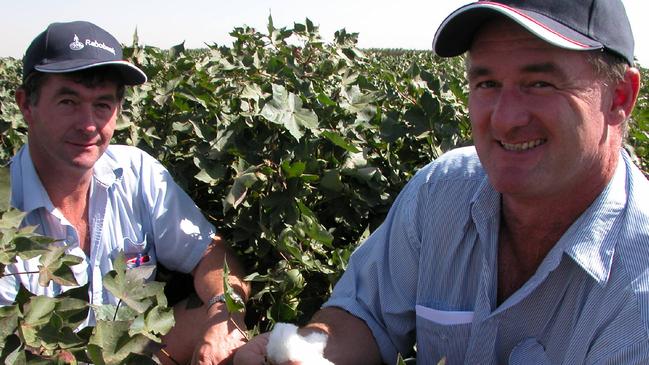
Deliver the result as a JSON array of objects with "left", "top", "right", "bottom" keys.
[
  {"left": 134, "top": 149, "right": 216, "bottom": 273},
  {"left": 323, "top": 167, "right": 429, "bottom": 364}
]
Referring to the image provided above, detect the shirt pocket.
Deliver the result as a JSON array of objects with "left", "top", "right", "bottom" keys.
[
  {"left": 121, "top": 233, "right": 156, "bottom": 271},
  {"left": 415, "top": 304, "right": 474, "bottom": 365},
  {"left": 508, "top": 338, "right": 552, "bottom": 365}
]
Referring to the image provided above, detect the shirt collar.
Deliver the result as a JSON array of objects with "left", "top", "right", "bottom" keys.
[
  {"left": 564, "top": 152, "right": 629, "bottom": 284},
  {"left": 468, "top": 150, "right": 629, "bottom": 285},
  {"left": 92, "top": 147, "right": 122, "bottom": 188},
  {"left": 10, "top": 145, "right": 53, "bottom": 213},
  {"left": 470, "top": 176, "right": 501, "bottom": 225},
  {"left": 10, "top": 145, "right": 122, "bottom": 213}
]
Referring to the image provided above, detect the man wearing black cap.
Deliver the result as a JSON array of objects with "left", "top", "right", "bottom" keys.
[
  {"left": 235, "top": 0, "right": 648, "bottom": 364},
  {"left": 0, "top": 21, "right": 249, "bottom": 365}
]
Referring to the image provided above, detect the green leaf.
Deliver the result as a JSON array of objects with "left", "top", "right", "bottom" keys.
[
  {"left": 321, "top": 131, "right": 361, "bottom": 153},
  {"left": 88, "top": 320, "right": 161, "bottom": 365},
  {"left": 11, "top": 234, "right": 58, "bottom": 262},
  {"left": 316, "top": 93, "right": 337, "bottom": 107},
  {"left": 131, "top": 27, "right": 139, "bottom": 46},
  {"left": 168, "top": 41, "right": 185, "bottom": 59},
  {"left": 4, "top": 345, "right": 26, "bottom": 364},
  {"left": 93, "top": 304, "right": 138, "bottom": 322},
  {"left": 380, "top": 113, "right": 407, "bottom": 143},
  {"left": 85, "top": 344, "right": 107, "bottom": 365},
  {"left": 320, "top": 170, "right": 344, "bottom": 192},
  {"left": 194, "top": 156, "right": 227, "bottom": 185},
  {"left": 53, "top": 297, "right": 89, "bottom": 329},
  {"left": 0, "top": 306, "right": 20, "bottom": 353},
  {"left": 140, "top": 306, "right": 174, "bottom": 339},
  {"left": 223, "top": 171, "right": 259, "bottom": 213},
  {"left": 260, "top": 84, "right": 319, "bottom": 141},
  {"left": 0, "top": 166, "right": 10, "bottom": 211},
  {"left": 241, "top": 83, "right": 265, "bottom": 101},
  {"left": 297, "top": 202, "right": 333, "bottom": 246},
  {"left": 0, "top": 209, "right": 28, "bottom": 230},
  {"left": 37, "top": 318, "right": 87, "bottom": 350},
  {"left": 127, "top": 303, "right": 174, "bottom": 342},
  {"left": 222, "top": 258, "right": 246, "bottom": 313},
  {"left": 38, "top": 246, "right": 82, "bottom": 287},
  {"left": 281, "top": 161, "right": 306, "bottom": 179},
  {"left": 341, "top": 85, "right": 377, "bottom": 113},
  {"left": 101, "top": 252, "right": 162, "bottom": 314},
  {"left": 23, "top": 296, "right": 57, "bottom": 326}
]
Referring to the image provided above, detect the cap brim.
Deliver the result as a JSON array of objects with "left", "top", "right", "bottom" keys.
[
  {"left": 433, "top": 2, "right": 604, "bottom": 57},
  {"left": 35, "top": 59, "right": 147, "bottom": 85}
]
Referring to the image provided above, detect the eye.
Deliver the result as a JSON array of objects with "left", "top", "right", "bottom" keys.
[
  {"left": 474, "top": 80, "right": 499, "bottom": 89},
  {"left": 530, "top": 81, "right": 554, "bottom": 88},
  {"left": 94, "top": 101, "right": 118, "bottom": 113},
  {"left": 59, "top": 99, "right": 76, "bottom": 106}
]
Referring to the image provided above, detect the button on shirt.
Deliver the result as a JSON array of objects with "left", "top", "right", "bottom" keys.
[
  {"left": 0, "top": 145, "right": 215, "bottom": 316},
  {"left": 325, "top": 146, "right": 649, "bottom": 365}
]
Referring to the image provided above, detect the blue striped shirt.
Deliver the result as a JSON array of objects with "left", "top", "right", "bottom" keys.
[{"left": 325, "top": 146, "right": 649, "bottom": 364}]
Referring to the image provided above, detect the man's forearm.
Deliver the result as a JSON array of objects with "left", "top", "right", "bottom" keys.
[
  {"left": 184, "top": 236, "right": 249, "bottom": 364},
  {"left": 192, "top": 235, "right": 249, "bottom": 307},
  {"left": 300, "top": 306, "right": 383, "bottom": 365}
]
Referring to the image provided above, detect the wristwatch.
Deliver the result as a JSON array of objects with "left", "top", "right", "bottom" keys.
[{"left": 206, "top": 292, "right": 243, "bottom": 309}]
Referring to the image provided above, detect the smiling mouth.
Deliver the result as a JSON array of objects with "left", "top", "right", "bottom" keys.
[
  {"left": 500, "top": 139, "right": 546, "bottom": 152},
  {"left": 69, "top": 141, "right": 98, "bottom": 147}
]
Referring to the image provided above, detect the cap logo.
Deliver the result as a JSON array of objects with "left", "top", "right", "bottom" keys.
[
  {"left": 69, "top": 35, "right": 84, "bottom": 51},
  {"left": 85, "top": 39, "right": 116, "bottom": 55}
]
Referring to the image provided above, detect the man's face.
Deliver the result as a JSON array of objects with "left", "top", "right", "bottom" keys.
[
  {"left": 17, "top": 74, "right": 120, "bottom": 177},
  {"left": 467, "top": 20, "right": 622, "bottom": 204}
]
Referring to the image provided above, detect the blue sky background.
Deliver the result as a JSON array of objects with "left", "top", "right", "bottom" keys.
[{"left": 2, "top": 0, "right": 647, "bottom": 66}]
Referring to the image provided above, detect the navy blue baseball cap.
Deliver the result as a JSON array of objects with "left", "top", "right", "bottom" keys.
[
  {"left": 433, "top": 0, "right": 635, "bottom": 65},
  {"left": 22, "top": 21, "right": 147, "bottom": 85}
]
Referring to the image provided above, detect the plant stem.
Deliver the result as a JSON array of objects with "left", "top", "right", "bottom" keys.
[
  {"left": 114, "top": 299, "right": 122, "bottom": 321},
  {"left": 2, "top": 271, "right": 40, "bottom": 276}
]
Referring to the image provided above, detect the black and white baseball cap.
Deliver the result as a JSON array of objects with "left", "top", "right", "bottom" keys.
[
  {"left": 433, "top": 0, "right": 635, "bottom": 65},
  {"left": 22, "top": 21, "right": 147, "bottom": 85}
]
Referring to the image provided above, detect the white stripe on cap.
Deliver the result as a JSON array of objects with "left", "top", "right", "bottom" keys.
[
  {"left": 35, "top": 60, "right": 147, "bottom": 83},
  {"left": 475, "top": 2, "right": 602, "bottom": 51}
]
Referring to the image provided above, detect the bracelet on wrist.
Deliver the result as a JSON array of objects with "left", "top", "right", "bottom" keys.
[{"left": 206, "top": 292, "right": 243, "bottom": 310}]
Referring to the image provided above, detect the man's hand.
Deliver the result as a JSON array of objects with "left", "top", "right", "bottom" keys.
[
  {"left": 234, "top": 307, "right": 381, "bottom": 365},
  {"left": 183, "top": 236, "right": 250, "bottom": 364},
  {"left": 160, "top": 298, "right": 248, "bottom": 365},
  {"left": 191, "top": 303, "right": 247, "bottom": 365},
  {"left": 232, "top": 332, "right": 270, "bottom": 365}
]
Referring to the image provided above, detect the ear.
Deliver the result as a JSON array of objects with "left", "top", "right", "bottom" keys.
[
  {"left": 608, "top": 67, "right": 641, "bottom": 126},
  {"left": 14, "top": 88, "right": 34, "bottom": 125}
]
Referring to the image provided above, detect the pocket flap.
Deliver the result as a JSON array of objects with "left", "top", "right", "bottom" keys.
[{"left": 415, "top": 304, "right": 474, "bottom": 325}]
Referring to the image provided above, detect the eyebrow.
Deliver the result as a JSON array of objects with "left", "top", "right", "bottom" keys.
[
  {"left": 53, "top": 86, "right": 118, "bottom": 102},
  {"left": 467, "top": 62, "right": 568, "bottom": 81}
]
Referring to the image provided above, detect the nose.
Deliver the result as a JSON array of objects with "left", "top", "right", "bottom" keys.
[
  {"left": 75, "top": 103, "right": 98, "bottom": 135},
  {"left": 490, "top": 87, "right": 531, "bottom": 134}
]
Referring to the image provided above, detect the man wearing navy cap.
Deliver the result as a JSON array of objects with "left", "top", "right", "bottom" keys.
[
  {"left": 1, "top": 21, "right": 249, "bottom": 365},
  {"left": 235, "top": 0, "right": 649, "bottom": 364}
]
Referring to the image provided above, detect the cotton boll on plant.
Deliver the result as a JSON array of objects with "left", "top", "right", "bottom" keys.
[{"left": 266, "top": 323, "right": 334, "bottom": 365}]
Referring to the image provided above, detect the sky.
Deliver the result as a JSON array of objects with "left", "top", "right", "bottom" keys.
[{"left": 2, "top": 0, "right": 648, "bottom": 66}]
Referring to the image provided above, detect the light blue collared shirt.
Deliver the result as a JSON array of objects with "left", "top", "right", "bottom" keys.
[
  {"left": 325, "top": 146, "right": 649, "bottom": 364},
  {"left": 1, "top": 145, "right": 215, "bottom": 312}
]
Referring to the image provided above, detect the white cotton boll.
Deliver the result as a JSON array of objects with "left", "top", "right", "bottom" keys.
[{"left": 266, "top": 323, "right": 334, "bottom": 365}]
